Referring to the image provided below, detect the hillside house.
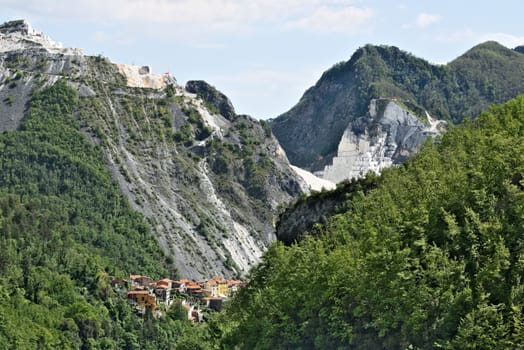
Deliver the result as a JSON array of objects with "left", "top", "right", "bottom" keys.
[
  {"left": 154, "top": 284, "right": 171, "bottom": 304},
  {"left": 172, "top": 280, "right": 187, "bottom": 293},
  {"left": 205, "top": 277, "right": 228, "bottom": 297},
  {"left": 186, "top": 283, "right": 204, "bottom": 298},
  {"left": 182, "top": 300, "right": 203, "bottom": 322},
  {"left": 204, "top": 279, "right": 219, "bottom": 297},
  {"left": 156, "top": 278, "right": 173, "bottom": 289},
  {"left": 110, "top": 278, "right": 129, "bottom": 295},
  {"left": 127, "top": 290, "right": 158, "bottom": 311},
  {"left": 227, "top": 280, "right": 244, "bottom": 296},
  {"left": 203, "top": 297, "right": 223, "bottom": 311},
  {"left": 130, "top": 274, "right": 152, "bottom": 287},
  {"left": 217, "top": 278, "right": 228, "bottom": 297}
]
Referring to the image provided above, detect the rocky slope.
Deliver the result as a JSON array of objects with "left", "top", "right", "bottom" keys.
[
  {"left": 318, "top": 98, "right": 446, "bottom": 183},
  {"left": 0, "top": 20, "right": 306, "bottom": 279},
  {"left": 271, "top": 42, "right": 524, "bottom": 176}
]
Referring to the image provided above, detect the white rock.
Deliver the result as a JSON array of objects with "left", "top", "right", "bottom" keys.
[
  {"left": 319, "top": 99, "right": 445, "bottom": 183},
  {"left": 291, "top": 165, "right": 335, "bottom": 192},
  {"left": 116, "top": 64, "right": 173, "bottom": 89},
  {"left": 0, "top": 20, "right": 82, "bottom": 55}
]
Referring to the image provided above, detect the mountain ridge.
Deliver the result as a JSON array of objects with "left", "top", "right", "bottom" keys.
[
  {"left": 271, "top": 41, "right": 524, "bottom": 172},
  {"left": 0, "top": 19, "right": 307, "bottom": 279}
]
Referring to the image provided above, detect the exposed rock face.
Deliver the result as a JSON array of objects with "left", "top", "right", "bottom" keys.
[
  {"left": 0, "top": 20, "right": 306, "bottom": 279},
  {"left": 271, "top": 43, "right": 524, "bottom": 176},
  {"left": 0, "top": 20, "right": 86, "bottom": 131},
  {"left": 291, "top": 165, "right": 335, "bottom": 192},
  {"left": 116, "top": 63, "right": 175, "bottom": 89},
  {"left": 319, "top": 99, "right": 446, "bottom": 183},
  {"left": 186, "top": 80, "right": 236, "bottom": 121},
  {"left": 0, "top": 19, "right": 82, "bottom": 55}
]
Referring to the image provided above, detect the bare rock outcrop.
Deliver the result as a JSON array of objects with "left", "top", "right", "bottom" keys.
[
  {"left": 319, "top": 99, "right": 447, "bottom": 183},
  {"left": 0, "top": 19, "right": 306, "bottom": 280},
  {"left": 186, "top": 80, "right": 236, "bottom": 121}
]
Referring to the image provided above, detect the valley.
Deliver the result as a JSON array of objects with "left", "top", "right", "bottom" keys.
[{"left": 1, "top": 18, "right": 524, "bottom": 349}]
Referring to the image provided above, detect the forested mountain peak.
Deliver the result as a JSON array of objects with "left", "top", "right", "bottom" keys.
[
  {"left": 514, "top": 45, "right": 524, "bottom": 54},
  {"left": 221, "top": 94, "right": 524, "bottom": 349},
  {"left": 456, "top": 40, "right": 519, "bottom": 58},
  {"left": 271, "top": 41, "right": 524, "bottom": 171},
  {"left": 0, "top": 19, "right": 309, "bottom": 347}
]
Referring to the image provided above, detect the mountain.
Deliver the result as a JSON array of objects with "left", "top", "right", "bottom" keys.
[
  {"left": 271, "top": 42, "right": 524, "bottom": 174},
  {"left": 2, "top": 18, "right": 524, "bottom": 349},
  {"left": 0, "top": 79, "right": 179, "bottom": 348},
  {"left": 515, "top": 45, "right": 524, "bottom": 54},
  {"left": 317, "top": 97, "right": 447, "bottom": 183},
  {"left": 215, "top": 95, "right": 524, "bottom": 349},
  {"left": 0, "top": 19, "right": 306, "bottom": 280}
]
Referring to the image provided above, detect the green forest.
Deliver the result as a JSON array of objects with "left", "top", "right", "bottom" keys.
[
  {"left": 212, "top": 96, "right": 524, "bottom": 349},
  {"left": 2, "top": 81, "right": 524, "bottom": 349},
  {"left": 0, "top": 82, "right": 208, "bottom": 349}
]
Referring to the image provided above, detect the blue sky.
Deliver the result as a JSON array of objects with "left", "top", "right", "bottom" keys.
[{"left": 2, "top": 0, "right": 524, "bottom": 119}]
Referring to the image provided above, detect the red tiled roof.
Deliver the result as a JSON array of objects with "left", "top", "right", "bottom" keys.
[
  {"left": 227, "top": 280, "right": 243, "bottom": 286},
  {"left": 186, "top": 285, "right": 201, "bottom": 290}
]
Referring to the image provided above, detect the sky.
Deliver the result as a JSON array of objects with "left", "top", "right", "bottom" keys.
[{"left": 2, "top": 0, "right": 524, "bottom": 119}]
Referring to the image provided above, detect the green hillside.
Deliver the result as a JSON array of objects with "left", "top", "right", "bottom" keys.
[
  {"left": 0, "top": 82, "right": 191, "bottom": 349},
  {"left": 214, "top": 96, "right": 524, "bottom": 349}
]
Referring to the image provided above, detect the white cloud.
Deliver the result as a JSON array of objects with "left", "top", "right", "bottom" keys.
[
  {"left": 1, "top": 0, "right": 373, "bottom": 34},
  {"left": 415, "top": 12, "right": 441, "bottom": 28},
  {"left": 286, "top": 6, "right": 373, "bottom": 33},
  {"left": 436, "top": 29, "right": 524, "bottom": 48}
]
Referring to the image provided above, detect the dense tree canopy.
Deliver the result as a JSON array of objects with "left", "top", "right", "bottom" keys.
[
  {"left": 216, "top": 96, "right": 524, "bottom": 349},
  {"left": 3, "top": 76, "right": 524, "bottom": 349},
  {"left": 0, "top": 81, "right": 200, "bottom": 349}
]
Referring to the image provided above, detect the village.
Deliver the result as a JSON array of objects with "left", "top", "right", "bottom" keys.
[{"left": 110, "top": 274, "right": 246, "bottom": 322}]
